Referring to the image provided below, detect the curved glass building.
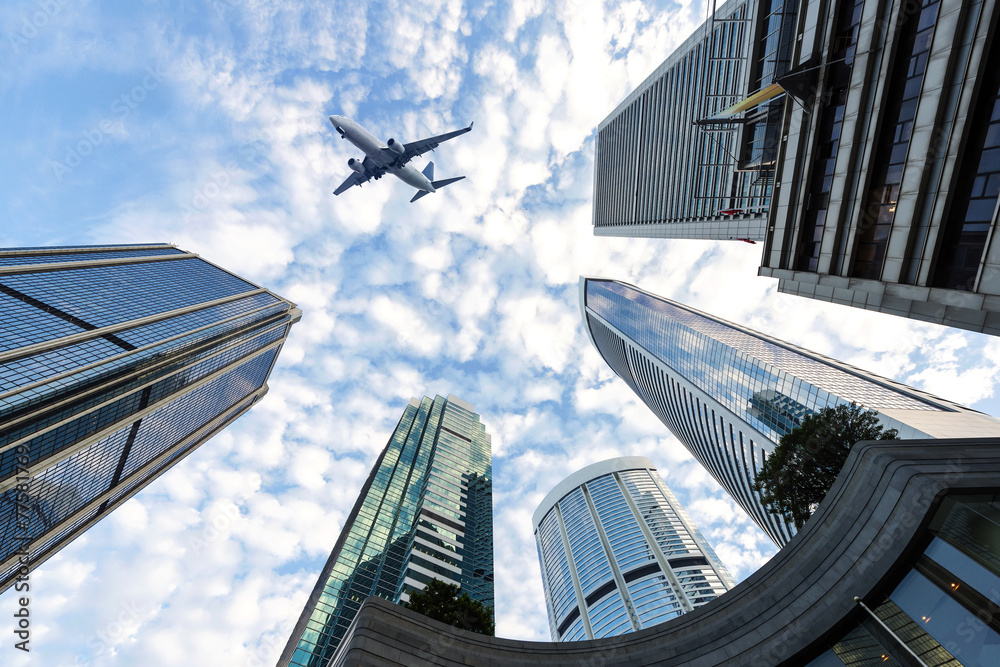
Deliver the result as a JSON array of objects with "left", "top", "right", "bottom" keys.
[
  {"left": 532, "top": 456, "right": 734, "bottom": 642},
  {"left": 580, "top": 277, "right": 1000, "bottom": 546}
]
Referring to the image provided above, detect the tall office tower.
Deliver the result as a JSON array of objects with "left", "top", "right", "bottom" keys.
[
  {"left": 593, "top": 0, "right": 793, "bottom": 241},
  {"left": 761, "top": 0, "right": 1000, "bottom": 334},
  {"left": 0, "top": 244, "right": 299, "bottom": 592},
  {"left": 581, "top": 277, "right": 1000, "bottom": 545},
  {"left": 278, "top": 394, "right": 493, "bottom": 667},
  {"left": 533, "top": 457, "right": 735, "bottom": 642},
  {"left": 595, "top": 0, "right": 1000, "bottom": 335}
]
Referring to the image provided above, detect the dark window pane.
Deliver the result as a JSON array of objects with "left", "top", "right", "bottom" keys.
[
  {"left": 972, "top": 176, "right": 987, "bottom": 197},
  {"left": 890, "top": 142, "right": 910, "bottom": 165},
  {"left": 886, "top": 162, "right": 905, "bottom": 184},
  {"left": 985, "top": 123, "right": 1000, "bottom": 148},
  {"left": 979, "top": 147, "right": 1000, "bottom": 173},
  {"left": 987, "top": 174, "right": 1000, "bottom": 198},
  {"left": 912, "top": 28, "right": 933, "bottom": 55},
  {"left": 903, "top": 77, "right": 923, "bottom": 100},
  {"left": 918, "top": 6, "right": 937, "bottom": 30},
  {"left": 966, "top": 199, "right": 998, "bottom": 222},
  {"left": 898, "top": 98, "right": 918, "bottom": 122}
]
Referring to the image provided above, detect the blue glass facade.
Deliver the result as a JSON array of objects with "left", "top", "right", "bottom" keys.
[
  {"left": 279, "top": 395, "right": 493, "bottom": 667},
  {"left": 807, "top": 494, "right": 1000, "bottom": 666},
  {"left": 533, "top": 457, "right": 734, "bottom": 641},
  {"left": 0, "top": 244, "right": 298, "bottom": 591},
  {"left": 581, "top": 278, "right": 963, "bottom": 545}
]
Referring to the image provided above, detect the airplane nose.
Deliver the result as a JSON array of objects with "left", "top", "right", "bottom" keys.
[{"left": 328, "top": 116, "right": 337, "bottom": 125}]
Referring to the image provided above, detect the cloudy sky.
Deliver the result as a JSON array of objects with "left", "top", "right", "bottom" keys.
[{"left": 2, "top": 0, "right": 1000, "bottom": 664}]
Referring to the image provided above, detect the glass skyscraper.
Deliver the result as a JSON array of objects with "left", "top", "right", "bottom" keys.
[
  {"left": 0, "top": 243, "right": 299, "bottom": 592},
  {"left": 593, "top": 0, "right": 790, "bottom": 241},
  {"left": 533, "top": 457, "right": 734, "bottom": 642},
  {"left": 581, "top": 277, "right": 1000, "bottom": 545},
  {"left": 278, "top": 394, "right": 493, "bottom": 667}
]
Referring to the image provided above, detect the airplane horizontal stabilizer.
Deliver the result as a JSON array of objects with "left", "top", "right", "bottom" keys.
[
  {"left": 409, "top": 176, "right": 465, "bottom": 204},
  {"left": 430, "top": 176, "right": 465, "bottom": 189}
]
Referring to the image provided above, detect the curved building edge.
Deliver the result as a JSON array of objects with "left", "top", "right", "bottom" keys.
[{"left": 531, "top": 455, "right": 654, "bottom": 531}]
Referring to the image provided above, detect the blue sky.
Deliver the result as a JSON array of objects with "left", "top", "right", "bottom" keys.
[{"left": 3, "top": 0, "right": 1000, "bottom": 664}]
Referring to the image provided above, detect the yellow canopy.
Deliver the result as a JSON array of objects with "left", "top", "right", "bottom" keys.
[{"left": 708, "top": 83, "right": 785, "bottom": 120}]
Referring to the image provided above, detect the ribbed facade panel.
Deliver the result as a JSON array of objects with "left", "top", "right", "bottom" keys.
[
  {"left": 592, "top": 0, "right": 775, "bottom": 240},
  {"left": 533, "top": 457, "right": 733, "bottom": 641},
  {"left": 279, "top": 395, "right": 493, "bottom": 667},
  {"left": 0, "top": 244, "right": 298, "bottom": 592}
]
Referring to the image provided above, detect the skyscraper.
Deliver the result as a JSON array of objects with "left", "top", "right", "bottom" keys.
[
  {"left": 580, "top": 277, "right": 1000, "bottom": 545},
  {"left": 533, "top": 457, "right": 734, "bottom": 642},
  {"left": 760, "top": 0, "right": 1000, "bottom": 334},
  {"left": 595, "top": 0, "right": 1000, "bottom": 335},
  {"left": 593, "top": 0, "right": 789, "bottom": 241},
  {"left": 278, "top": 394, "right": 493, "bottom": 667},
  {"left": 0, "top": 243, "right": 299, "bottom": 592}
]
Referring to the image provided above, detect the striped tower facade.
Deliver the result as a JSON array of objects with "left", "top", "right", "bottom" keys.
[{"left": 533, "top": 457, "right": 734, "bottom": 641}]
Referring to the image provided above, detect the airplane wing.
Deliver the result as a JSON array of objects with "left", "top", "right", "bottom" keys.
[
  {"left": 333, "top": 172, "right": 364, "bottom": 195},
  {"left": 333, "top": 157, "right": 385, "bottom": 195},
  {"left": 397, "top": 122, "right": 474, "bottom": 161}
]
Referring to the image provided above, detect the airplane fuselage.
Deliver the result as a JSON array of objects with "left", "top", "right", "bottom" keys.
[{"left": 329, "top": 115, "right": 436, "bottom": 193}]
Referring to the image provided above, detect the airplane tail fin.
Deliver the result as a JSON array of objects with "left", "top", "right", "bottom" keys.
[
  {"left": 410, "top": 176, "right": 466, "bottom": 203},
  {"left": 422, "top": 161, "right": 434, "bottom": 180}
]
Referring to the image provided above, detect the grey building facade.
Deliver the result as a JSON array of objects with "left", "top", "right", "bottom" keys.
[
  {"left": 594, "top": 0, "right": 1000, "bottom": 335},
  {"left": 580, "top": 277, "right": 1000, "bottom": 545},
  {"left": 533, "top": 457, "right": 734, "bottom": 642},
  {"left": 762, "top": 0, "right": 1000, "bottom": 334},
  {"left": 278, "top": 394, "right": 493, "bottom": 667},
  {"left": 0, "top": 243, "right": 299, "bottom": 592},
  {"left": 323, "top": 438, "right": 1000, "bottom": 667}
]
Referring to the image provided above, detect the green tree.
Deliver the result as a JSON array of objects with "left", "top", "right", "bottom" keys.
[
  {"left": 403, "top": 578, "right": 495, "bottom": 636},
  {"left": 753, "top": 402, "right": 899, "bottom": 529}
]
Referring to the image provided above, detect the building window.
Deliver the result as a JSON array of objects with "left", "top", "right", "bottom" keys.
[
  {"left": 850, "top": 0, "right": 941, "bottom": 280},
  {"left": 931, "top": 54, "right": 1000, "bottom": 289},
  {"left": 792, "top": 0, "right": 864, "bottom": 272}
]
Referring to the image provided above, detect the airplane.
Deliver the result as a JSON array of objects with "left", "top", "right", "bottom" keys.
[{"left": 328, "top": 115, "right": 473, "bottom": 203}]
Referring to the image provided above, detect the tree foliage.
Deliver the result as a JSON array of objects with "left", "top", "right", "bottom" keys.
[
  {"left": 753, "top": 402, "right": 899, "bottom": 529},
  {"left": 403, "top": 578, "right": 495, "bottom": 636}
]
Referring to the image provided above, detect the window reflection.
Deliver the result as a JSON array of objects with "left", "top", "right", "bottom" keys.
[{"left": 890, "top": 569, "right": 1000, "bottom": 667}]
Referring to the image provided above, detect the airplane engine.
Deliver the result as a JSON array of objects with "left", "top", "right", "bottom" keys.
[
  {"left": 387, "top": 138, "right": 406, "bottom": 154},
  {"left": 348, "top": 158, "right": 364, "bottom": 174}
]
